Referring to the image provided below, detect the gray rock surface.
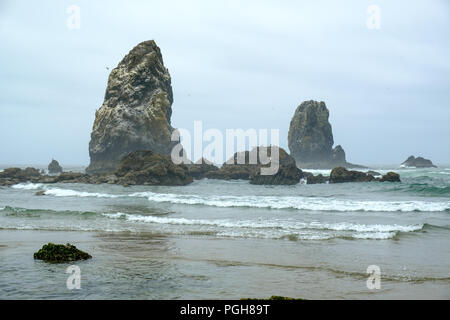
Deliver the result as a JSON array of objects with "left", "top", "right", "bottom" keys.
[
  {"left": 288, "top": 100, "right": 364, "bottom": 169},
  {"left": 402, "top": 156, "right": 437, "bottom": 168},
  {"left": 186, "top": 158, "right": 219, "bottom": 180},
  {"left": 288, "top": 100, "right": 334, "bottom": 164},
  {"left": 48, "top": 159, "right": 63, "bottom": 174},
  {"left": 328, "top": 167, "right": 400, "bottom": 184},
  {"left": 206, "top": 146, "right": 304, "bottom": 185},
  {"left": 114, "top": 150, "right": 192, "bottom": 186},
  {"left": 86, "top": 40, "right": 177, "bottom": 174}
]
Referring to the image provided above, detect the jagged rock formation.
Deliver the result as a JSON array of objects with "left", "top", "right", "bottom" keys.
[
  {"left": 114, "top": 150, "right": 192, "bottom": 186},
  {"left": 288, "top": 100, "right": 363, "bottom": 168},
  {"left": 86, "top": 40, "right": 177, "bottom": 174},
  {"left": 186, "top": 158, "right": 219, "bottom": 180},
  {"left": 288, "top": 100, "right": 333, "bottom": 164},
  {"left": 401, "top": 156, "right": 437, "bottom": 168},
  {"left": 206, "top": 146, "right": 304, "bottom": 185},
  {"left": 331, "top": 145, "right": 346, "bottom": 165},
  {"left": 48, "top": 159, "right": 63, "bottom": 174}
]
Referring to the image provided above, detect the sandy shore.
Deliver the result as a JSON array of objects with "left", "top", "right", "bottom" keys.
[{"left": 1, "top": 229, "right": 449, "bottom": 299}]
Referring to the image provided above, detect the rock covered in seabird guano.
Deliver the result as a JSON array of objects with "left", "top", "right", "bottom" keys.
[{"left": 86, "top": 40, "right": 178, "bottom": 174}]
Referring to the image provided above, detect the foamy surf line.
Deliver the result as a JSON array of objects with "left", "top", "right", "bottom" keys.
[
  {"left": 11, "top": 183, "right": 450, "bottom": 212},
  {"left": 138, "top": 192, "right": 450, "bottom": 212},
  {"left": 102, "top": 213, "right": 420, "bottom": 240},
  {"left": 12, "top": 183, "right": 120, "bottom": 198},
  {"left": 103, "top": 212, "right": 424, "bottom": 232}
]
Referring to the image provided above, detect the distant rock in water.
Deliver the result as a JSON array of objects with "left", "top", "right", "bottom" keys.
[
  {"left": 331, "top": 145, "right": 346, "bottom": 165},
  {"left": 288, "top": 100, "right": 363, "bottom": 169},
  {"left": 114, "top": 150, "right": 192, "bottom": 186},
  {"left": 86, "top": 40, "right": 177, "bottom": 174},
  {"left": 402, "top": 156, "right": 437, "bottom": 168},
  {"left": 206, "top": 146, "right": 304, "bottom": 185},
  {"left": 34, "top": 243, "right": 91, "bottom": 263},
  {"left": 48, "top": 159, "right": 63, "bottom": 174}
]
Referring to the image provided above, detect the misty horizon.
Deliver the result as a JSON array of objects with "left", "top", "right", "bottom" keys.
[{"left": 1, "top": 0, "right": 449, "bottom": 167}]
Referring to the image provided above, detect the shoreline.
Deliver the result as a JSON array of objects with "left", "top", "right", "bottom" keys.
[{"left": 1, "top": 229, "right": 449, "bottom": 300}]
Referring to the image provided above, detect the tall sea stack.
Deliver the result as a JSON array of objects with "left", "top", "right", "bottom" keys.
[
  {"left": 288, "top": 100, "right": 361, "bottom": 168},
  {"left": 288, "top": 100, "right": 334, "bottom": 164},
  {"left": 86, "top": 40, "right": 177, "bottom": 174}
]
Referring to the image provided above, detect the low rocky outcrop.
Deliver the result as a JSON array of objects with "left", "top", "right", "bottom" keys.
[
  {"left": 34, "top": 243, "right": 91, "bottom": 263},
  {"left": 186, "top": 158, "right": 219, "bottom": 180},
  {"left": 402, "top": 156, "right": 437, "bottom": 168},
  {"left": 86, "top": 40, "right": 178, "bottom": 174},
  {"left": 288, "top": 100, "right": 363, "bottom": 169},
  {"left": 0, "top": 167, "right": 41, "bottom": 186},
  {"left": 249, "top": 147, "right": 304, "bottom": 185},
  {"left": 205, "top": 151, "right": 260, "bottom": 180},
  {"left": 114, "top": 150, "right": 192, "bottom": 186},
  {"left": 206, "top": 146, "right": 304, "bottom": 185},
  {"left": 306, "top": 174, "right": 328, "bottom": 184},
  {"left": 329, "top": 167, "right": 376, "bottom": 183},
  {"left": 1, "top": 150, "right": 193, "bottom": 187},
  {"left": 329, "top": 167, "right": 400, "bottom": 183},
  {"left": 379, "top": 172, "right": 401, "bottom": 182},
  {"left": 48, "top": 159, "right": 63, "bottom": 174}
]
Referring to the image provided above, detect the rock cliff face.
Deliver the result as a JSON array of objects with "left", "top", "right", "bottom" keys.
[
  {"left": 288, "top": 100, "right": 333, "bottom": 164},
  {"left": 86, "top": 40, "right": 177, "bottom": 174},
  {"left": 288, "top": 100, "right": 362, "bottom": 168},
  {"left": 402, "top": 156, "right": 437, "bottom": 168}
]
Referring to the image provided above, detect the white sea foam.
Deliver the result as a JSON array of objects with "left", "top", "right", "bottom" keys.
[
  {"left": 12, "top": 183, "right": 43, "bottom": 190},
  {"left": 304, "top": 169, "right": 331, "bottom": 176},
  {"left": 11, "top": 183, "right": 450, "bottom": 212},
  {"left": 43, "top": 188, "right": 120, "bottom": 198},
  {"left": 133, "top": 191, "right": 450, "bottom": 212},
  {"left": 103, "top": 212, "right": 424, "bottom": 233},
  {"left": 351, "top": 232, "right": 397, "bottom": 240}
]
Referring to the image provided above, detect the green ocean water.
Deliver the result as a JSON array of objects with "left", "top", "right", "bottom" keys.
[{"left": 0, "top": 165, "right": 449, "bottom": 299}]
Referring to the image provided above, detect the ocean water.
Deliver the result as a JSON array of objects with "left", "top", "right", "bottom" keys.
[{"left": 0, "top": 166, "right": 449, "bottom": 299}]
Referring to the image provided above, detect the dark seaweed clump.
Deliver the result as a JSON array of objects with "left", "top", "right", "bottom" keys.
[{"left": 33, "top": 243, "right": 92, "bottom": 263}]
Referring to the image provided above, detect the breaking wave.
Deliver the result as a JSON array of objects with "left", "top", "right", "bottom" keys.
[
  {"left": 135, "top": 191, "right": 450, "bottom": 212},
  {"left": 103, "top": 212, "right": 424, "bottom": 240},
  {"left": 10, "top": 182, "right": 450, "bottom": 212}
]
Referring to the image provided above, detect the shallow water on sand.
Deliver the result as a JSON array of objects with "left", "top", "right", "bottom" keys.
[{"left": 0, "top": 165, "right": 449, "bottom": 299}]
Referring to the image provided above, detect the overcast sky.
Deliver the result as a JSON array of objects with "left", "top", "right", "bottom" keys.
[{"left": 1, "top": 0, "right": 449, "bottom": 166}]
